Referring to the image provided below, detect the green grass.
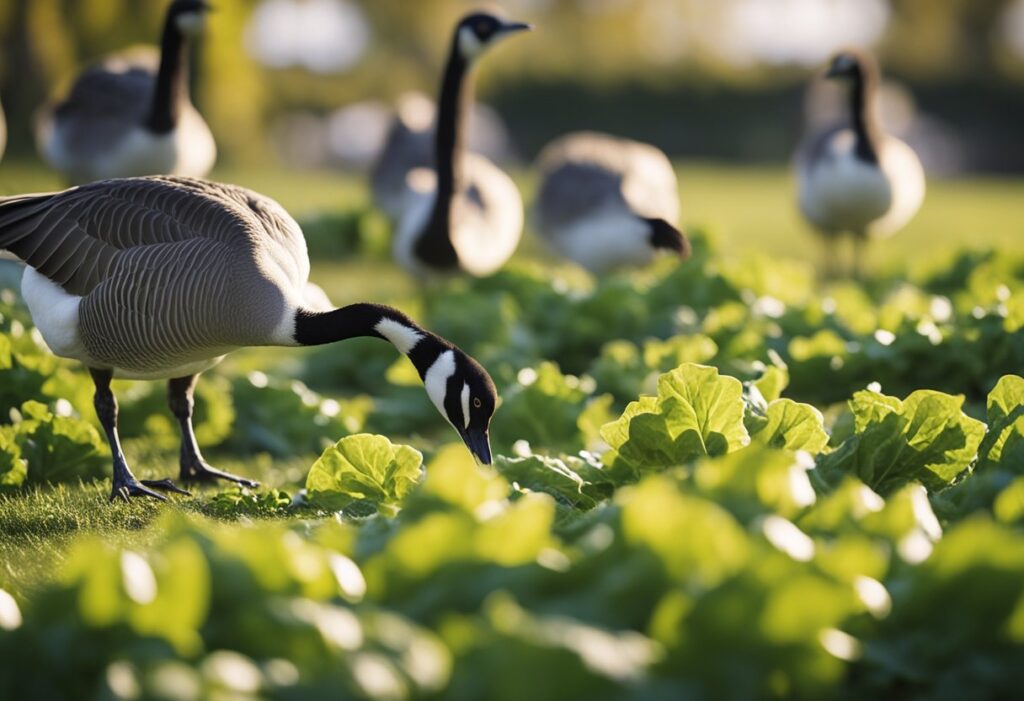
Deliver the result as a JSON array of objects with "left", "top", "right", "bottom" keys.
[{"left": 0, "top": 446, "right": 314, "bottom": 597}]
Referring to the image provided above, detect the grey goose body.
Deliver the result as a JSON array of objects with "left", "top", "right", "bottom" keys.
[
  {"left": 6, "top": 177, "right": 302, "bottom": 377},
  {"left": 0, "top": 176, "right": 498, "bottom": 501},
  {"left": 35, "top": 0, "right": 216, "bottom": 184},
  {"left": 534, "top": 132, "right": 688, "bottom": 272}
]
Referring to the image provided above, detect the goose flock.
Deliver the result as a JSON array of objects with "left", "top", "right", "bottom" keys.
[{"left": 0, "top": 2, "right": 927, "bottom": 501}]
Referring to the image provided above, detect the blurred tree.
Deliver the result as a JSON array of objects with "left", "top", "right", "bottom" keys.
[{"left": 0, "top": 0, "right": 1020, "bottom": 166}]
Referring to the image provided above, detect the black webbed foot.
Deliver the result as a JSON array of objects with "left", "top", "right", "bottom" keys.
[
  {"left": 141, "top": 478, "right": 191, "bottom": 496},
  {"left": 109, "top": 474, "right": 169, "bottom": 503},
  {"left": 181, "top": 459, "right": 259, "bottom": 488}
]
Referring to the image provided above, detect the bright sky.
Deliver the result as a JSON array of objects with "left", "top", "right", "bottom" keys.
[
  {"left": 245, "top": 0, "right": 371, "bottom": 73},
  {"left": 716, "top": 0, "right": 891, "bottom": 66}
]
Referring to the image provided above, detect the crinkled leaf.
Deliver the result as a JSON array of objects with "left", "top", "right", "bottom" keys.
[
  {"left": 495, "top": 455, "right": 601, "bottom": 510},
  {"left": 818, "top": 389, "right": 986, "bottom": 495},
  {"left": 753, "top": 399, "right": 829, "bottom": 453},
  {"left": 978, "top": 375, "right": 1024, "bottom": 470},
  {"left": 11, "top": 400, "right": 108, "bottom": 485},
  {"left": 306, "top": 433, "right": 423, "bottom": 516},
  {"left": 601, "top": 364, "right": 749, "bottom": 472}
]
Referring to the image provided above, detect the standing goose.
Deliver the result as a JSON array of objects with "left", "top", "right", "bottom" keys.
[
  {"left": 35, "top": 0, "right": 216, "bottom": 185},
  {"left": 0, "top": 176, "right": 497, "bottom": 502},
  {"left": 795, "top": 50, "right": 925, "bottom": 277},
  {"left": 392, "top": 11, "right": 531, "bottom": 278},
  {"left": 533, "top": 132, "right": 689, "bottom": 272}
]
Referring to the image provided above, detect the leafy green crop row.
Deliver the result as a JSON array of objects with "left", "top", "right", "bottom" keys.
[{"left": 3, "top": 360, "right": 1024, "bottom": 699}]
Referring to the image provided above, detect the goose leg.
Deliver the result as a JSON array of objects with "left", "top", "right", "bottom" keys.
[
  {"left": 821, "top": 235, "right": 838, "bottom": 281},
  {"left": 851, "top": 235, "right": 866, "bottom": 281},
  {"left": 169, "top": 375, "right": 259, "bottom": 488},
  {"left": 90, "top": 369, "right": 188, "bottom": 502}
]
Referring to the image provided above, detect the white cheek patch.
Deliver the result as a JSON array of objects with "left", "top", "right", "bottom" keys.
[
  {"left": 175, "top": 12, "right": 206, "bottom": 36},
  {"left": 460, "top": 382, "right": 471, "bottom": 430},
  {"left": 375, "top": 318, "right": 424, "bottom": 355},
  {"left": 458, "top": 26, "right": 484, "bottom": 60},
  {"left": 423, "top": 350, "right": 456, "bottom": 422}
]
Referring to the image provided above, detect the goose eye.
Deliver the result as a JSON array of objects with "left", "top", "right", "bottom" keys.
[{"left": 473, "top": 397, "right": 482, "bottom": 409}]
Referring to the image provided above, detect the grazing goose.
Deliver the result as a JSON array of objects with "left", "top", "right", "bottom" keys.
[
  {"left": 534, "top": 132, "right": 689, "bottom": 272},
  {"left": 0, "top": 176, "right": 497, "bottom": 502},
  {"left": 795, "top": 50, "right": 925, "bottom": 277},
  {"left": 392, "top": 11, "right": 531, "bottom": 278},
  {"left": 35, "top": 0, "right": 216, "bottom": 185}
]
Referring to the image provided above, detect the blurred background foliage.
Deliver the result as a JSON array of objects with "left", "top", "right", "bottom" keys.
[{"left": 1, "top": 0, "right": 1024, "bottom": 172}]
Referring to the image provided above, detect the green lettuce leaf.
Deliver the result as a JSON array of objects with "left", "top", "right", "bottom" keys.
[
  {"left": 10, "top": 400, "right": 108, "bottom": 485},
  {"left": 306, "top": 433, "right": 423, "bottom": 516},
  {"left": 817, "top": 389, "right": 986, "bottom": 494},
  {"left": 601, "top": 364, "right": 750, "bottom": 472},
  {"left": 752, "top": 399, "right": 829, "bottom": 453},
  {"left": 977, "top": 375, "right": 1024, "bottom": 470}
]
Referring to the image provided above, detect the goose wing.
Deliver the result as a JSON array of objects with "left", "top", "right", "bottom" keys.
[{"left": 0, "top": 176, "right": 309, "bottom": 298}]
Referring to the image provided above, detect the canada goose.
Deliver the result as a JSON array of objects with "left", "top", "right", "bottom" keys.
[
  {"left": 795, "top": 50, "right": 925, "bottom": 277},
  {"left": 392, "top": 11, "right": 531, "bottom": 278},
  {"left": 35, "top": 0, "right": 216, "bottom": 185},
  {"left": 0, "top": 176, "right": 497, "bottom": 501},
  {"left": 533, "top": 132, "right": 689, "bottom": 272}
]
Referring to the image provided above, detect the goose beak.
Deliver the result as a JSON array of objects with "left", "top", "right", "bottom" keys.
[
  {"left": 460, "top": 427, "right": 492, "bottom": 465},
  {"left": 499, "top": 21, "right": 534, "bottom": 35}
]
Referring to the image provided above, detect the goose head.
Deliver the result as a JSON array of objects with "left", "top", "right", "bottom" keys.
[
  {"left": 825, "top": 50, "right": 875, "bottom": 83},
  {"left": 455, "top": 10, "right": 533, "bottom": 62},
  {"left": 646, "top": 218, "right": 691, "bottom": 259},
  {"left": 416, "top": 341, "right": 497, "bottom": 464},
  {"left": 170, "top": 0, "right": 213, "bottom": 37}
]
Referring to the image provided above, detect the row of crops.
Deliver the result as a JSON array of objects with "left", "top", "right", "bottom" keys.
[{"left": 0, "top": 233, "right": 1023, "bottom": 699}]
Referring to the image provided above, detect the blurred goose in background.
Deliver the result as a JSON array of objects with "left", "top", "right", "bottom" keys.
[
  {"left": 391, "top": 11, "right": 531, "bottom": 278},
  {"left": 369, "top": 91, "right": 515, "bottom": 218},
  {"left": 35, "top": 0, "right": 216, "bottom": 184},
  {"left": 795, "top": 50, "right": 925, "bottom": 278},
  {"left": 533, "top": 132, "right": 689, "bottom": 272},
  {"left": 0, "top": 176, "right": 497, "bottom": 502}
]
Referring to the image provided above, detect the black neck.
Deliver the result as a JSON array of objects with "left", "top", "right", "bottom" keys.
[
  {"left": 146, "top": 16, "right": 190, "bottom": 133},
  {"left": 414, "top": 38, "right": 473, "bottom": 269},
  {"left": 293, "top": 303, "right": 448, "bottom": 378},
  {"left": 849, "top": 66, "right": 882, "bottom": 164}
]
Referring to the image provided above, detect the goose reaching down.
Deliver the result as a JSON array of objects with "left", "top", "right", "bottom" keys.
[
  {"left": 35, "top": 0, "right": 216, "bottom": 184},
  {"left": 534, "top": 132, "right": 688, "bottom": 272},
  {"left": 795, "top": 50, "right": 925, "bottom": 277},
  {"left": 392, "top": 11, "right": 531, "bottom": 278},
  {"left": 0, "top": 176, "right": 497, "bottom": 502}
]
